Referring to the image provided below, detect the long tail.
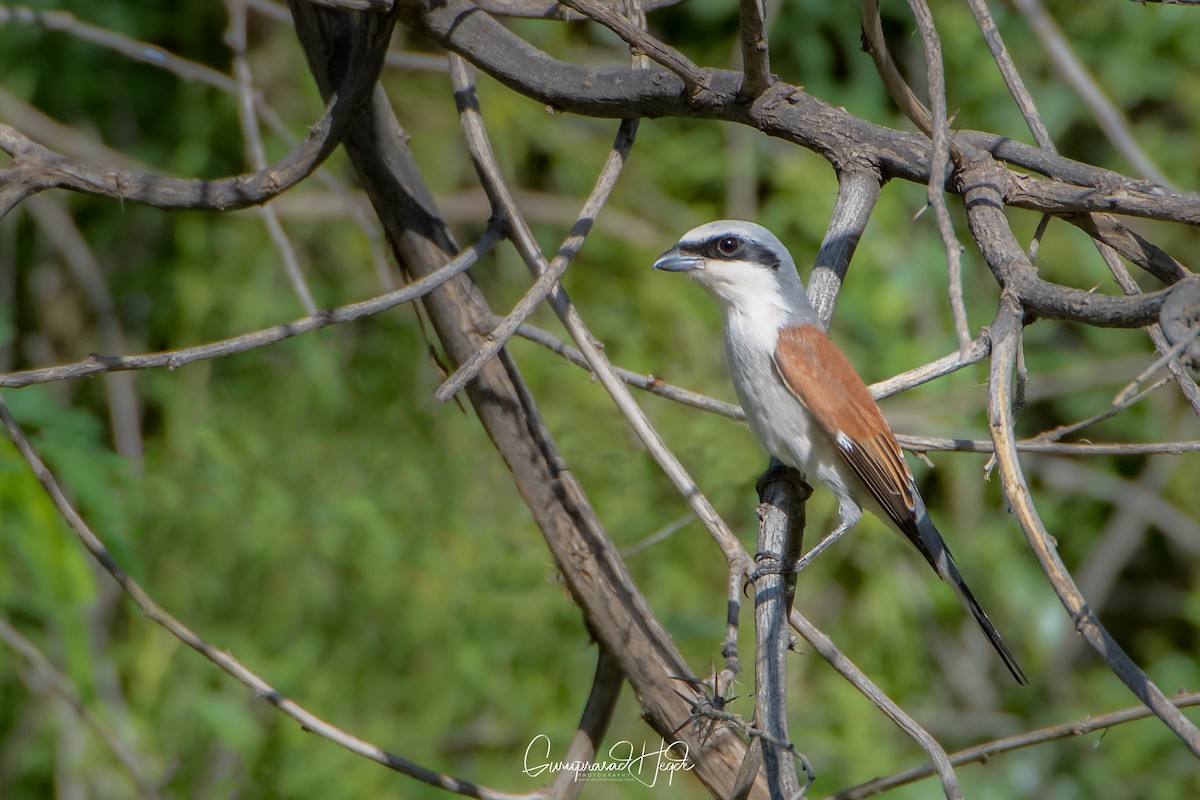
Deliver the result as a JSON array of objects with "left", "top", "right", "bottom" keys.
[{"left": 912, "top": 513, "right": 1027, "bottom": 685}]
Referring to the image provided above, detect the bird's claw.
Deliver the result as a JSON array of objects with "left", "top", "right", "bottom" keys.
[{"left": 743, "top": 552, "right": 796, "bottom": 595}]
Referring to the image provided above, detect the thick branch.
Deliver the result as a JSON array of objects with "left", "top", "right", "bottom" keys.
[
  {"left": 288, "top": 4, "right": 765, "bottom": 796},
  {"left": 397, "top": 0, "right": 1200, "bottom": 227},
  {"left": 752, "top": 465, "right": 810, "bottom": 798}
]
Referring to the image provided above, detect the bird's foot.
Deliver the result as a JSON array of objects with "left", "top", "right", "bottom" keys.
[{"left": 743, "top": 551, "right": 796, "bottom": 593}]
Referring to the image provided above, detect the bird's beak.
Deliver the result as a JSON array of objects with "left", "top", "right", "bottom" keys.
[{"left": 653, "top": 248, "right": 703, "bottom": 272}]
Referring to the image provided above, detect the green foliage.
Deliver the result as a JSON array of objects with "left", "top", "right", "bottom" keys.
[{"left": 1, "top": 1, "right": 1198, "bottom": 798}]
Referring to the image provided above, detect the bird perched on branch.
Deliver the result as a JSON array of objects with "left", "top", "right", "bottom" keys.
[{"left": 654, "top": 220, "right": 1025, "bottom": 684}]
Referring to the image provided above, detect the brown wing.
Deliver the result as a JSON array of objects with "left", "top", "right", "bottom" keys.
[{"left": 773, "top": 324, "right": 918, "bottom": 528}]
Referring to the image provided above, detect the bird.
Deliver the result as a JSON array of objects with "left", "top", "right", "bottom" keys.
[{"left": 654, "top": 219, "right": 1026, "bottom": 684}]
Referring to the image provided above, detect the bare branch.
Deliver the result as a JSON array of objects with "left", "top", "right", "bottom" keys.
[
  {"left": 0, "top": 229, "right": 502, "bottom": 389},
  {"left": 226, "top": 0, "right": 319, "bottom": 314},
  {"left": 0, "top": 8, "right": 394, "bottom": 216},
  {"left": 832, "top": 690, "right": 1200, "bottom": 799},
  {"left": 965, "top": 0, "right": 1055, "bottom": 152},
  {"left": 898, "top": 434, "right": 1200, "bottom": 456},
  {"left": 737, "top": 0, "right": 772, "bottom": 96},
  {"left": 1009, "top": 0, "right": 1172, "bottom": 187},
  {"left": 788, "top": 609, "right": 963, "bottom": 800},
  {"left": 860, "top": 0, "right": 932, "bottom": 133},
  {"left": 0, "top": 395, "right": 533, "bottom": 800},
  {"left": 555, "top": 0, "right": 714, "bottom": 99},
  {"left": 986, "top": 296, "right": 1200, "bottom": 755},
  {"left": 807, "top": 170, "right": 882, "bottom": 326},
  {"left": 905, "top": 0, "right": 973, "bottom": 350},
  {"left": 1062, "top": 212, "right": 1192, "bottom": 285},
  {"left": 436, "top": 74, "right": 637, "bottom": 400},
  {"left": 752, "top": 465, "right": 810, "bottom": 797},
  {"left": 476, "top": 0, "right": 685, "bottom": 21}
]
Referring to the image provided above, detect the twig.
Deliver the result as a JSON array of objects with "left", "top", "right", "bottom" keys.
[
  {"left": 897, "top": 434, "right": 1200, "bottom": 456},
  {"left": 436, "top": 114, "right": 638, "bottom": 402},
  {"left": 905, "top": 0, "right": 972, "bottom": 351},
  {"left": 554, "top": 0, "right": 713, "bottom": 100},
  {"left": 0, "top": 229, "right": 502, "bottom": 388},
  {"left": 986, "top": 296, "right": 1200, "bottom": 755},
  {"left": 1009, "top": 0, "right": 1173, "bottom": 187},
  {"left": 964, "top": 0, "right": 1054, "bottom": 147},
  {"left": 1103, "top": 245, "right": 1200, "bottom": 415},
  {"left": 860, "top": 0, "right": 932, "bottom": 132},
  {"left": 831, "top": 690, "right": 1200, "bottom": 799},
  {"left": 226, "top": 0, "right": 318, "bottom": 315},
  {"left": 788, "top": 609, "right": 963, "bottom": 800},
  {"left": 511, "top": 321, "right": 746, "bottom": 418},
  {"left": 737, "top": 0, "right": 772, "bottom": 96},
  {"left": 447, "top": 56, "right": 750, "bottom": 577},
  {"left": 1033, "top": 377, "right": 1169, "bottom": 443},
  {"left": 0, "top": 395, "right": 532, "bottom": 800}
]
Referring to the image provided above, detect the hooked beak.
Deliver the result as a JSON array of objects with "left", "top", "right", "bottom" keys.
[{"left": 653, "top": 248, "right": 704, "bottom": 273}]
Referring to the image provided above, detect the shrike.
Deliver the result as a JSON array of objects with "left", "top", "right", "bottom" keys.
[{"left": 655, "top": 220, "right": 1025, "bottom": 684}]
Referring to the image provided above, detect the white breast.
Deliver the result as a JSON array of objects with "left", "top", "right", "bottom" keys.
[{"left": 721, "top": 304, "right": 861, "bottom": 511}]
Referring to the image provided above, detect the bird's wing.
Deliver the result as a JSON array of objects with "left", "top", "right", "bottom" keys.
[
  {"left": 772, "top": 323, "right": 918, "bottom": 530},
  {"left": 774, "top": 324, "right": 1027, "bottom": 684}
]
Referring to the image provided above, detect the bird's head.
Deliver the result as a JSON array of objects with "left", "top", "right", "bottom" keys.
[{"left": 653, "top": 220, "right": 810, "bottom": 317}]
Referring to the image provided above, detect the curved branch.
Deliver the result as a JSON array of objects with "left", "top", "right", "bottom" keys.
[
  {"left": 958, "top": 157, "right": 1193, "bottom": 327},
  {"left": 397, "top": 0, "right": 1200, "bottom": 219},
  {"left": 986, "top": 297, "right": 1200, "bottom": 756},
  {"left": 807, "top": 170, "right": 882, "bottom": 327},
  {"left": 0, "top": 8, "right": 394, "bottom": 216}
]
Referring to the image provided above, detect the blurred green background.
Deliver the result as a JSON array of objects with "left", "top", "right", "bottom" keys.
[{"left": 1, "top": 0, "right": 1198, "bottom": 797}]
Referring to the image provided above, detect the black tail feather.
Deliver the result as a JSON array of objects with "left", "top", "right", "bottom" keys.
[{"left": 910, "top": 514, "right": 1027, "bottom": 684}]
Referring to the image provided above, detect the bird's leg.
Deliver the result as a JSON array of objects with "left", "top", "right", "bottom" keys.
[
  {"left": 746, "top": 506, "right": 860, "bottom": 587},
  {"left": 790, "top": 518, "right": 854, "bottom": 574}
]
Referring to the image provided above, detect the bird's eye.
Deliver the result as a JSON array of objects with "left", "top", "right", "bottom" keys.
[{"left": 716, "top": 236, "right": 741, "bottom": 256}]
